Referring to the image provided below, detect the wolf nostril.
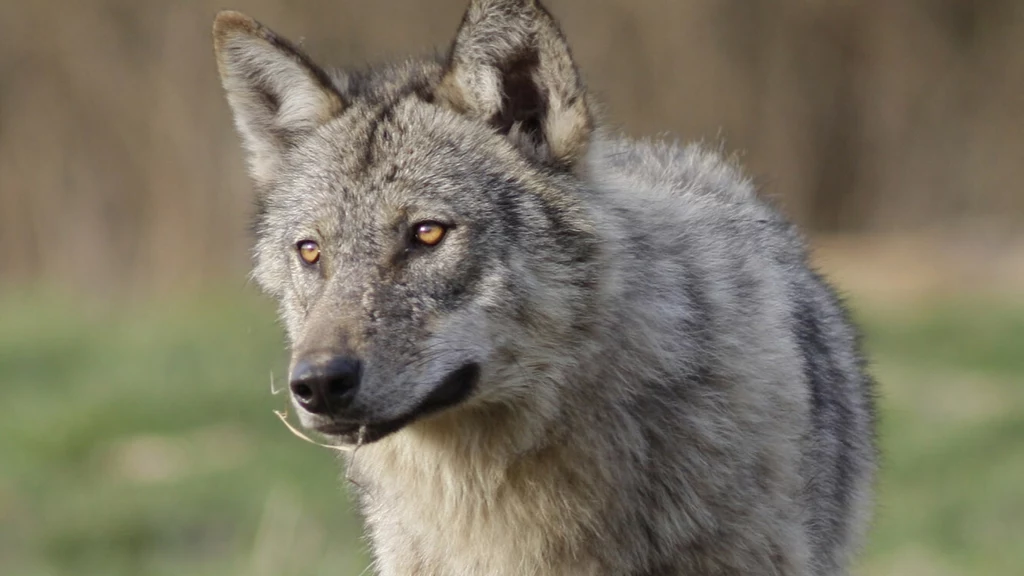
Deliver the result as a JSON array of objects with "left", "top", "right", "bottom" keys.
[
  {"left": 291, "top": 382, "right": 314, "bottom": 402},
  {"left": 289, "top": 355, "right": 362, "bottom": 415}
]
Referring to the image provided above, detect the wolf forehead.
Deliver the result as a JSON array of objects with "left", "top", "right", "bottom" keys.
[
  {"left": 261, "top": 84, "right": 579, "bottom": 248},
  {"left": 333, "top": 59, "right": 443, "bottom": 106},
  {"left": 263, "top": 64, "right": 523, "bottom": 214},
  {"left": 274, "top": 63, "right": 457, "bottom": 183}
]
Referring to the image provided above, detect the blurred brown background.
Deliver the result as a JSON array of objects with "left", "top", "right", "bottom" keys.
[{"left": 2, "top": 0, "right": 1022, "bottom": 295}]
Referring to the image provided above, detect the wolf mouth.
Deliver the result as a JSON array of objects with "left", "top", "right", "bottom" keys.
[{"left": 312, "top": 362, "right": 481, "bottom": 444}]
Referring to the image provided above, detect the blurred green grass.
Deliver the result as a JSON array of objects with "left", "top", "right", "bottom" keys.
[{"left": 0, "top": 291, "right": 1021, "bottom": 575}]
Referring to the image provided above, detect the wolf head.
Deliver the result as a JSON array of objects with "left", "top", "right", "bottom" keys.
[{"left": 214, "top": 0, "right": 600, "bottom": 443}]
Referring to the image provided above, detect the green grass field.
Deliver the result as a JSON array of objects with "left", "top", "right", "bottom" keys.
[{"left": 1, "top": 290, "right": 1022, "bottom": 575}]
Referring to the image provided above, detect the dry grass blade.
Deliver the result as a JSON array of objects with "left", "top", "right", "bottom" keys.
[{"left": 272, "top": 409, "right": 355, "bottom": 452}]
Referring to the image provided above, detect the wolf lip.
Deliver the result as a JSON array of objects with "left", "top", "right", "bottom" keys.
[{"left": 311, "top": 362, "right": 481, "bottom": 443}]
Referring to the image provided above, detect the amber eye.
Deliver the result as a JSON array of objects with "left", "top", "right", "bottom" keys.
[
  {"left": 413, "top": 222, "right": 447, "bottom": 247},
  {"left": 297, "top": 240, "right": 320, "bottom": 265}
]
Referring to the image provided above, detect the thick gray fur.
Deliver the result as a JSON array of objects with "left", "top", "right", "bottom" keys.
[{"left": 213, "top": 1, "right": 877, "bottom": 574}]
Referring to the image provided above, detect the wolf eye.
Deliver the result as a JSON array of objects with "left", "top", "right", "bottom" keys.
[
  {"left": 413, "top": 222, "right": 448, "bottom": 247},
  {"left": 297, "top": 240, "right": 321, "bottom": 265}
]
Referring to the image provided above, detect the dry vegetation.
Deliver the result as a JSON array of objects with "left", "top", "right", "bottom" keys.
[{"left": 1, "top": 0, "right": 1022, "bottom": 294}]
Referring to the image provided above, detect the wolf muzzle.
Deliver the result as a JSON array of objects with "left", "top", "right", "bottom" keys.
[{"left": 289, "top": 353, "right": 362, "bottom": 415}]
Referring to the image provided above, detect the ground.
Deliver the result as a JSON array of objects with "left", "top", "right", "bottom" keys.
[{"left": 1, "top": 261, "right": 1022, "bottom": 575}]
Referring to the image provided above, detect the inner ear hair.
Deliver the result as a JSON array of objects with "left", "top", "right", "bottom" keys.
[
  {"left": 438, "top": 0, "right": 594, "bottom": 169},
  {"left": 492, "top": 49, "right": 547, "bottom": 145}
]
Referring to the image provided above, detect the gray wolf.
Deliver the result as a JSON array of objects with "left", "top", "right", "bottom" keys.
[{"left": 212, "top": 1, "right": 877, "bottom": 574}]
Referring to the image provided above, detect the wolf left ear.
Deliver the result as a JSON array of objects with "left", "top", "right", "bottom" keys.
[
  {"left": 439, "top": 0, "right": 593, "bottom": 169},
  {"left": 213, "top": 11, "right": 344, "bottom": 188}
]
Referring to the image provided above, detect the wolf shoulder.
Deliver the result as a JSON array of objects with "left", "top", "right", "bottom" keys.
[
  {"left": 586, "top": 136, "right": 793, "bottom": 233},
  {"left": 584, "top": 136, "right": 806, "bottom": 277}
]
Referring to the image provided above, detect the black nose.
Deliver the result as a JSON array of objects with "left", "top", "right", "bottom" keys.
[{"left": 289, "top": 355, "right": 362, "bottom": 415}]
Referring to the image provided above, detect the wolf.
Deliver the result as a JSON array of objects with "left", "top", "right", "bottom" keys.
[{"left": 212, "top": 1, "right": 877, "bottom": 574}]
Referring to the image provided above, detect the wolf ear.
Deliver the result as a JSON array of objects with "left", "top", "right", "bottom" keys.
[
  {"left": 439, "top": 0, "right": 593, "bottom": 168},
  {"left": 213, "top": 11, "right": 344, "bottom": 187}
]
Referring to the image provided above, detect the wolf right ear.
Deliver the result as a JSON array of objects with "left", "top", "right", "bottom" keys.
[
  {"left": 439, "top": 0, "right": 593, "bottom": 169},
  {"left": 213, "top": 11, "right": 344, "bottom": 188}
]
